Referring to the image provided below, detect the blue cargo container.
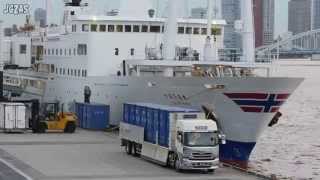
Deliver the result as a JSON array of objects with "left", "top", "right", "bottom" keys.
[
  {"left": 75, "top": 103, "right": 110, "bottom": 130},
  {"left": 123, "top": 103, "right": 200, "bottom": 147}
]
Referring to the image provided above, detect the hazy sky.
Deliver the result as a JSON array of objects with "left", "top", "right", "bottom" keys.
[{"left": 0, "top": 0, "right": 289, "bottom": 37}]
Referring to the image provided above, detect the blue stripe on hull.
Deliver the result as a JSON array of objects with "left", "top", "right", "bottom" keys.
[{"left": 219, "top": 140, "right": 256, "bottom": 169}]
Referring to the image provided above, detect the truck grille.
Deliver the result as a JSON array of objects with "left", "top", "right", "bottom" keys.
[{"left": 190, "top": 152, "right": 214, "bottom": 160}]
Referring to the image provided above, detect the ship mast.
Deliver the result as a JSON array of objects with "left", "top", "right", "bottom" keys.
[
  {"left": 241, "top": 0, "right": 255, "bottom": 63},
  {"left": 0, "top": 21, "right": 3, "bottom": 100}
]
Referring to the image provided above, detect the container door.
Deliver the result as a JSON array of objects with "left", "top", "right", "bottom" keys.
[
  {"left": 16, "top": 106, "right": 26, "bottom": 129},
  {"left": 4, "top": 105, "right": 15, "bottom": 129},
  {"left": 0, "top": 105, "right": 5, "bottom": 129}
]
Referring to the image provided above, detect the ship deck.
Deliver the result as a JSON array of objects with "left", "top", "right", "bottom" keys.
[{"left": 0, "top": 129, "right": 264, "bottom": 180}]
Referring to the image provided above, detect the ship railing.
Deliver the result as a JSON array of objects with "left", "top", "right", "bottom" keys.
[{"left": 124, "top": 59, "right": 272, "bottom": 78}]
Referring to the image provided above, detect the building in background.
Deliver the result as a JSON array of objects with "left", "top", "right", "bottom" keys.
[
  {"left": 34, "top": 8, "right": 47, "bottom": 28},
  {"left": 253, "top": 0, "right": 275, "bottom": 47},
  {"left": 288, "top": 0, "right": 311, "bottom": 35},
  {"left": 222, "top": 0, "right": 241, "bottom": 49},
  {"left": 191, "top": 8, "right": 207, "bottom": 19},
  {"left": 312, "top": 0, "right": 320, "bottom": 30}
]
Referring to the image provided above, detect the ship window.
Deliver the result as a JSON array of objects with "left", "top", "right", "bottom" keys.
[
  {"left": 64, "top": 49, "right": 67, "bottom": 56},
  {"left": 91, "top": 24, "right": 97, "bottom": 32},
  {"left": 150, "top": 26, "right": 160, "bottom": 33},
  {"left": 108, "top": 25, "right": 115, "bottom": 32},
  {"left": 115, "top": 48, "right": 119, "bottom": 56},
  {"left": 130, "top": 48, "right": 135, "bottom": 56},
  {"left": 141, "top": 25, "right": 148, "bottom": 32},
  {"left": 59, "top": 68, "right": 62, "bottom": 75},
  {"left": 78, "top": 70, "right": 81, "bottom": 77},
  {"left": 162, "top": 26, "right": 164, "bottom": 33},
  {"left": 68, "top": 69, "right": 70, "bottom": 75},
  {"left": 72, "top": 24, "right": 77, "bottom": 32},
  {"left": 48, "top": 49, "right": 50, "bottom": 55},
  {"left": 60, "top": 49, "right": 63, "bottom": 55},
  {"left": 193, "top": 27, "right": 200, "bottom": 35},
  {"left": 56, "top": 49, "right": 59, "bottom": 55},
  {"left": 77, "top": 44, "right": 87, "bottom": 55},
  {"left": 186, "top": 27, "right": 192, "bottom": 34},
  {"left": 99, "top": 24, "right": 106, "bottom": 32},
  {"left": 82, "top": 70, "right": 84, "bottom": 77},
  {"left": 74, "top": 48, "right": 76, "bottom": 55},
  {"left": 56, "top": 68, "right": 58, "bottom": 74},
  {"left": 63, "top": 69, "right": 65, "bottom": 75},
  {"left": 133, "top": 25, "right": 140, "bottom": 32},
  {"left": 82, "top": 24, "right": 89, "bottom": 32},
  {"left": 44, "top": 49, "right": 46, "bottom": 55},
  {"left": 116, "top": 25, "right": 123, "bottom": 32},
  {"left": 178, "top": 27, "right": 184, "bottom": 34},
  {"left": 211, "top": 28, "right": 221, "bottom": 35},
  {"left": 125, "top": 25, "right": 132, "bottom": 32},
  {"left": 71, "top": 69, "right": 73, "bottom": 76},
  {"left": 69, "top": 49, "right": 72, "bottom": 56},
  {"left": 84, "top": 70, "right": 87, "bottom": 77},
  {"left": 20, "top": 44, "right": 27, "bottom": 54},
  {"left": 51, "top": 65, "right": 55, "bottom": 73},
  {"left": 201, "top": 28, "right": 207, "bottom": 35}
]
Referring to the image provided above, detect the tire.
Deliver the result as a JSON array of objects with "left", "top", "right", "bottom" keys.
[
  {"left": 37, "top": 122, "right": 47, "bottom": 133},
  {"left": 133, "top": 143, "right": 140, "bottom": 157},
  {"left": 64, "top": 122, "right": 76, "bottom": 133},
  {"left": 125, "top": 142, "right": 133, "bottom": 155},
  {"left": 174, "top": 156, "right": 182, "bottom": 172}
]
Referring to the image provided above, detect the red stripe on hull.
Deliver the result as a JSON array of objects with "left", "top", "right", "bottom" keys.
[
  {"left": 276, "top": 94, "right": 290, "bottom": 100},
  {"left": 270, "top": 107, "right": 280, "bottom": 113},
  {"left": 224, "top": 93, "right": 268, "bottom": 99},
  {"left": 240, "top": 106, "right": 263, "bottom": 112}
]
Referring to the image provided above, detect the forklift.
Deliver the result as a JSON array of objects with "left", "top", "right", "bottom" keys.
[{"left": 33, "top": 101, "right": 77, "bottom": 133}]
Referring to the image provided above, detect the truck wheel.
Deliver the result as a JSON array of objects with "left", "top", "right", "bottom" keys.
[
  {"left": 174, "top": 156, "right": 182, "bottom": 172},
  {"left": 133, "top": 143, "right": 140, "bottom": 157},
  {"left": 37, "top": 122, "right": 47, "bottom": 133},
  {"left": 64, "top": 122, "right": 76, "bottom": 133},
  {"left": 125, "top": 142, "right": 133, "bottom": 155}
]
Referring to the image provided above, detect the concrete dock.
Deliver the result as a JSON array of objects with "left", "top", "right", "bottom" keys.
[{"left": 0, "top": 130, "right": 264, "bottom": 180}]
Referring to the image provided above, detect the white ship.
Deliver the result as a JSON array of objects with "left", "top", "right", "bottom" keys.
[{"left": 0, "top": 0, "right": 303, "bottom": 169}]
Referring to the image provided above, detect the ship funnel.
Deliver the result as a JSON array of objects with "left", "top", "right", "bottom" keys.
[
  {"left": 241, "top": 0, "right": 255, "bottom": 63},
  {"left": 64, "top": 0, "right": 82, "bottom": 6},
  {"left": 163, "top": 0, "right": 179, "bottom": 60}
]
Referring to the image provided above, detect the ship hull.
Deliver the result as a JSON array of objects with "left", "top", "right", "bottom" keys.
[{"left": 18, "top": 75, "right": 303, "bottom": 168}]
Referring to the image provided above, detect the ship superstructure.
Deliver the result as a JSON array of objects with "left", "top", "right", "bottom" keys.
[{"left": 0, "top": 0, "right": 303, "bottom": 169}]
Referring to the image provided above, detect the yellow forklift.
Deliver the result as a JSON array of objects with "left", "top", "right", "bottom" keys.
[{"left": 35, "top": 101, "right": 77, "bottom": 133}]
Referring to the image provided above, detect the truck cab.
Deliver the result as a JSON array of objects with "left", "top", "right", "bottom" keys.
[{"left": 172, "top": 120, "right": 221, "bottom": 172}]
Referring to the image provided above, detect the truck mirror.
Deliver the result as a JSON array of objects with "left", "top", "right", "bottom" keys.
[
  {"left": 219, "top": 134, "right": 226, "bottom": 145},
  {"left": 177, "top": 132, "right": 183, "bottom": 142}
]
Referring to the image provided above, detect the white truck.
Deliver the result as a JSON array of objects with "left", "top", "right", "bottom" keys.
[
  {"left": 0, "top": 102, "right": 28, "bottom": 132},
  {"left": 120, "top": 103, "right": 225, "bottom": 172}
]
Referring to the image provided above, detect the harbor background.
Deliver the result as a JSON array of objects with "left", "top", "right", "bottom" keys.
[{"left": 251, "top": 59, "right": 320, "bottom": 179}]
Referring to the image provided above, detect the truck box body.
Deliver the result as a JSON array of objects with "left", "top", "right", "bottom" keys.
[
  {"left": 75, "top": 103, "right": 110, "bottom": 130},
  {"left": 0, "top": 103, "right": 27, "bottom": 131},
  {"left": 122, "top": 103, "right": 203, "bottom": 148}
]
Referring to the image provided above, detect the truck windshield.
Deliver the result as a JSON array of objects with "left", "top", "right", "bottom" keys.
[{"left": 183, "top": 132, "right": 218, "bottom": 147}]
